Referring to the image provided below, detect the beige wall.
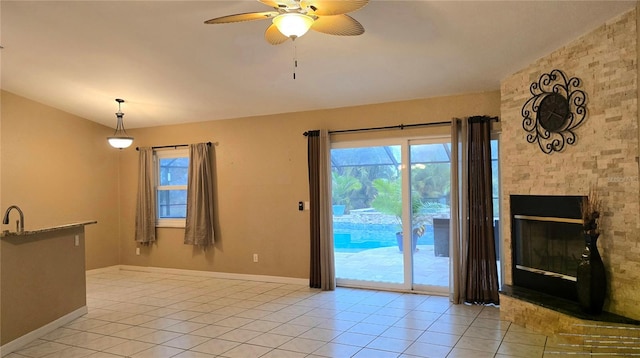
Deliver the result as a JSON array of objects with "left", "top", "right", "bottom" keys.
[
  {"left": 119, "top": 91, "right": 500, "bottom": 279},
  {"left": 0, "top": 91, "right": 121, "bottom": 269},
  {"left": 500, "top": 9, "right": 639, "bottom": 319},
  {"left": 0, "top": 88, "right": 499, "bottom": 279}
]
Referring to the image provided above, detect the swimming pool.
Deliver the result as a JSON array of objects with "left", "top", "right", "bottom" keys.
[{"left": 333, "top": 222, "right": 435, "bottom": 252}]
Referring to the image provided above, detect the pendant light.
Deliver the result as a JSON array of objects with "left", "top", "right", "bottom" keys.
[{"left": 107, "top": 98, "right": 134, "bottom": 149}]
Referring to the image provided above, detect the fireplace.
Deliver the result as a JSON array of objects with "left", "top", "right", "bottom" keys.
[{"left": 510, "top": 195, "right": 585, "bottom": 301}]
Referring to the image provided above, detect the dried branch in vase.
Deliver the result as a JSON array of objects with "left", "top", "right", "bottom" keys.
[{"left": 581, "top": 187, "right": 602, "bottom": 236}]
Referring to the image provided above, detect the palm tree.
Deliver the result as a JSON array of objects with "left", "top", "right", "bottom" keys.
[
  {"left": 331, "top": 172, "right": 362, "bottom": 214},
  {"left": 371, "top": 178, "right": 425, "bottom": 251}
]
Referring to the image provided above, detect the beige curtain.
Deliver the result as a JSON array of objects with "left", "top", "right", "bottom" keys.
[
  {"left": 307, "top": 129, "right": 335, "bottom": 290},
  {"left": 450, "top": 118, "right": 468, "bottom": 303},
  {"left": 184, "top": 143, "right": 215, "bottom": 247},
  {"left": 135, "top": 147, "right": 157, "bottom": 244}
]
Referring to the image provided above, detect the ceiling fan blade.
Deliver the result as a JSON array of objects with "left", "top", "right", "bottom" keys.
[
  {"left": 304, "top": 0, "right": 368, "bottom": 16},
  {"left": 204, "top": 11, "right": 278, "bottom": 24},
  {"left": 258, "top": 0, "right": 285, "bottom": 9},
  {"left": 311, "top": 14, "right": 364, "bottom": 36},
  {"left": 265, "top": 24, "right": 290, "bottom": 45}
]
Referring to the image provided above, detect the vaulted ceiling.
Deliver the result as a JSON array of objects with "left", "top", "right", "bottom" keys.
[{"left": 1, "top": 1, "right": 636, "bottom": 128}]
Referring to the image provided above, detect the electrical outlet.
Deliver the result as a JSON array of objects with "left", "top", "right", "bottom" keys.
[
  {"left": 74, "top": 235, "right": 80, "bottom": 247},
  {"left": 253, "top": 254, "right": 258, "bottom": 263},
  {"left": 136, "top": 247, "right": 140, "bottom": 256}
]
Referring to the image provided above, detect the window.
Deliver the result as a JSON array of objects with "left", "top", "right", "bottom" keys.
[{"left": 156, "top": 148, "right": 189, "bottom": 227}]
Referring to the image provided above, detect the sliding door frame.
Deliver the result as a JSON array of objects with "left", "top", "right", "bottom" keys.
[{"left": 332, "top": 135, "right": 452, "bottom": 294}]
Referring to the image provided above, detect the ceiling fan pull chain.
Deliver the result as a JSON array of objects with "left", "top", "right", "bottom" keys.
[{"left": 293, "top": 42, "right": 298, "bottom": 80}]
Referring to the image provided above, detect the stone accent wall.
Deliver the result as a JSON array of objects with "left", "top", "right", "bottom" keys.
[{"left": 500, "top": 8, "right": 640, "bottom": 319}]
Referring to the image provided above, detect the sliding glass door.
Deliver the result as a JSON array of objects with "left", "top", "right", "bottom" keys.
[
  {"left": 331, "top": 143, "right": 405, "bottom": 287},
  {"left": 409, "top": 141, "right": 452, "bottom": 293},
  {"left": 331, "top": 138, "right": 451, "bottom": 292}
]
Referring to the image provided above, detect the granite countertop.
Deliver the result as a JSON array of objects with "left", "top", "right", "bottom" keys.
[{"left": 1, "top": 221, "right": 97, "bottom": 238}]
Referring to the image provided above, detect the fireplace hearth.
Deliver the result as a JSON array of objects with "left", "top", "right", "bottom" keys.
[{"left": 500, "top": 284, "right": 640, "bottom": 325}]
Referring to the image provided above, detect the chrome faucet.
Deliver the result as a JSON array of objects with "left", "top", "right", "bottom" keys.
[{"left": 3, "top": 205, "right": 24, "bottom": 233}]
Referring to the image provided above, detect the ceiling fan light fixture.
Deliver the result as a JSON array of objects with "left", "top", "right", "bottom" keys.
[
  {"left": 272, "top": 13, "right": 314, "bottom": 38},
  {"left": 107, "top": 98, "right": 134, "bottom": 149}
]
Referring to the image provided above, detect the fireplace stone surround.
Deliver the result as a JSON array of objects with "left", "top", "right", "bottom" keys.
[{"left": 500, "top": 195, "right": 639, "bottom": 332}]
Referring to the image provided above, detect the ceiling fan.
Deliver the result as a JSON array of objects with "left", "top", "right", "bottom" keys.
[{"left": 204, "top": 0, "right": 369, "bottom": 45}]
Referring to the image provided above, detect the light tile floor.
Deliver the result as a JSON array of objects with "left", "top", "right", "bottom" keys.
[{"left": 6, "top": 269, "right": 554, "bottom": 358}]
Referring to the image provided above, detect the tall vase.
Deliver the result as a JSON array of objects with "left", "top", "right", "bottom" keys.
[{"left": 576, "top": 233, "right": 606, "bottom": 314}]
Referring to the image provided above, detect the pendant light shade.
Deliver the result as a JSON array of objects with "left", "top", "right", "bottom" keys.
[
  {"left": 107, "top": 98, "right": 134, "bottom": 149},
  {"left": 272, "top": 13, "right": 314, "bottom": 38}
]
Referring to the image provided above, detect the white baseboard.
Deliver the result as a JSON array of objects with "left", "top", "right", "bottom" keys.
[
  {"left": 86, "top": 265, "right": 121, "bottom": 275},
  {"left": 0, "top": 306, "right": 87, "bottom": 357},
  {"left": 97, "top": 265, "right": 308, "bottom": 286}
]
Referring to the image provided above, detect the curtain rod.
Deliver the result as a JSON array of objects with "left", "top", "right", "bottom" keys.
[
  {"left": 302, "top": 117, "right": 498, "bottom": 136},
  {"left": 135, "top": 141, "right": 212, "bottom": 151}
]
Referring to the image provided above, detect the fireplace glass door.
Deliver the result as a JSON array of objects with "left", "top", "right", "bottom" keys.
[{"left": 514, "top": 216, "right": 584, "bottom": 281}]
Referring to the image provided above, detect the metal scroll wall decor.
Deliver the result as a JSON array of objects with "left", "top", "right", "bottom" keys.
[{"left": 521, "top": 69, "right": 587, "bottom": 154}]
